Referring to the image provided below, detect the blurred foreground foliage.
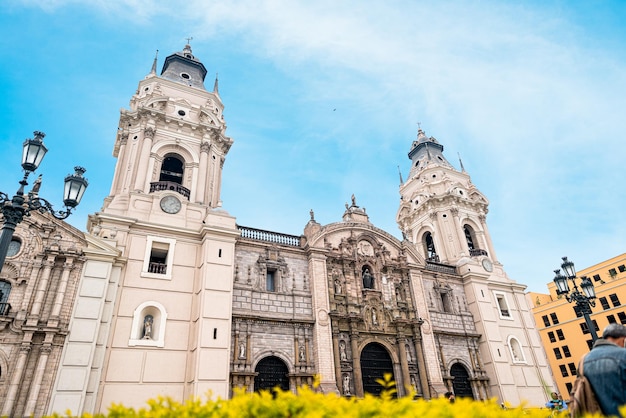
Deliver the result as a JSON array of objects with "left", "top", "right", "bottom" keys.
[{"left": 48, "top": 375, "right": 620, "bottom": 418}]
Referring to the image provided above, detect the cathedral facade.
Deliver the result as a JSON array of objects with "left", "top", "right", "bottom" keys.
[{"left": 0, "top": 45, "right": 554, "bottom": 416}]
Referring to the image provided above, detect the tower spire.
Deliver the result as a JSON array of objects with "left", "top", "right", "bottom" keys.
[
  {"left": 150, "top": 50, "right": 159, "bottom": 75},
  {"left": 397, "top": 165, "right": 404, "bottom": 184},
  {"left": 213, "top": 73, "right": 219, "bottom": 94},
  {"left": 458, "top": 152, "right": 466, "bottom": 172}
]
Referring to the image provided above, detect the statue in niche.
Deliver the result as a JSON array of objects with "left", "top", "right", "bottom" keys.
[
  {"left": 371, "top": 308, "right": 378, "bottom": 325},
  {"left": 299, "top": 345, "right": 306, "bottom": 362},
  {"left": 339, "top": 340, "right": 348, "bottom": 361},
  {"left": 405, "top": 344, "right": 412, "bottom": 362},
  {"left": 334, "top": 277, "right": 342, "bottom": 294},
  {"left": 410, "top": 375, "right": 418, "bottom": 393},
  {"left": 362, "top": 269, "right": 374, "bottom": 289},
  {"left": 238, "top": 341, "right": 246, "bottom": 359},
  {"left": 142, "top": 315, "right": 153, "bottom": 340},
  {"left": 343, "top": 373, "right": 351, "bottom": 395}
]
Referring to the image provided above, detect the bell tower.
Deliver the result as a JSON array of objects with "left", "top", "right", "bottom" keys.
[
  {"left": 84, "top": 44, "right": 239, "bottom": 410},
  {"left": 396, "top": 129, "right": 554, "bottom": 405}
]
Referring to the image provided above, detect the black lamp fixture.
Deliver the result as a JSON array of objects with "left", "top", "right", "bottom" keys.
[
  {"left": 0, "top": 131, "right": 88, "bottom": 273},
  {"left": 553, "top": 256, "right": 598, "bottom": 342}
]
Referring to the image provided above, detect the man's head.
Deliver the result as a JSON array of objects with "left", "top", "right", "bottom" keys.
[{"left": 602, "top": 323, "right": 626, "bottom": 347}]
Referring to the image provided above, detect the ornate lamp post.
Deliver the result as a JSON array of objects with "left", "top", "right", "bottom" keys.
[
  {"left": 553, "top": 256, "right": 598, "bottom": 342},
  {"left": 0, "top": 131, "right": 88, "bottom": 273}
]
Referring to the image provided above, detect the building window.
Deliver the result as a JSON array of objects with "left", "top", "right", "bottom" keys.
[
  {"left": 464, "top": 225, "right": 476, "bottom": 250},
  {"left": 494, "top": 291, "right": 512, "bottom": 319},
  {"left": 266, "top": 270, "right": 276, "bottom": 292},
  {"left": 556, "top": 329, "right": 565, "bottom": 340},
  {"left": 599, "top": 297, "right": 610, "bottom": 310},
  {"left": 619, "top": 265, "right": 626, "bottom": 273},
  {"left": 548, "top": 331, "right": 556, "bottom": 343},
  {"left": 592, "top": 274, "right": 602, "bottom": 282},
  {"left": 550, "top": 313, "right": 559, "bottom": 324},
  {"left": 562, "top": 345, "right": 571, "bottom": 358},
  {"left": 566, "top": 382, "right": 573, "bottom": 394},
  {"left": 141, "top": 236, "right": 176, "bottom": 280},
  {"left": 423, "top": 232, "right": 439, "bottom": 262},
  {"left": 607, "top": 314, "right": 616, "bottom": 324},
  {"left": 609, "top": 268, "right": 617, "bottom": 278},
  {"left": 129, "top": 301, "right": 168, "bottom": 348},
  {"left": 159, "top": 154, "right": 185, "bottom": 184},
  {"left": 617, "top": 312, "right": 626, "bottom": 324},
  {"left": 609, "top": 294, "right": 621, "bottom": 307},
  {"left": 587, "top": 339, "right": 594, "bottom": 350},
  {"left": 6, "top": 238, "right": 21, "bottom": 257},
  {"left": 553, "top": 347, "right": 562, "bottom": 359},
  {"left": 568, "top": 362, "right": 577, "bottom": 375},
  {"left": 574, "top": 305, "right": 583, "bottom": 317},
  {"left": 559, "top": 365, "right": 569, "bottom": 377},
  {"left": 542, "top": 315, "right": 550, "bottom": 327},
  {"left": 0, "top": 281, "right": 11, "bottom": 316},
  {"left": 580, "top": 320, "right": 599, "bottom": 334}
]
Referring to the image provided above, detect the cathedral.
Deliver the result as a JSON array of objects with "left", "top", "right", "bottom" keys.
[{"left": 0, "top": 44, "right": 554, "bottom": 416}]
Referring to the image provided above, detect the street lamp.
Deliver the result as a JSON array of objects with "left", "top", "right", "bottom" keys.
[
  {"left": 0, "top": 131, "right": 88, "bottom": 273},
  {"left": 553, "top": 256, "right": 598, "bottom": 342}
]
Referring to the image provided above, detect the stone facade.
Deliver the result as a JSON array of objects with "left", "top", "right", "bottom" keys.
[{"left": 0, "top": 44, "right": 556, "bottom": 416}]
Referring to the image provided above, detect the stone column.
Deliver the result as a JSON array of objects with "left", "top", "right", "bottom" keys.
[
  {"left": 478, "top": 215, "right": 498, "bottom": 262},
  {"left": 1, "top": 344, "right": 30, "bottom": 416},
  {"left": 133, "top": 127, "right": 154, "bottom": 192},
  {"left": 196, "top": 140, "right": 210, "bottom": 204},
  {"left": 413, "top": 325, "right": 431, "bottom": 399},
  {"left": 397, "top": 336, "right": 411, "bottom": 396},
  {"left": 29, "top": 255, "right": 56, "bottom": 319},
  {"left": 450, "top": 208, "right": 466, "bottom": 256},
  {"left": 110, "top": 133, "right": 128, "bottom": 194},
  {"left": 350, "top": 325, "right": 363, "bottom": 397},
  {"left": 331, "top": 331, "right": 343, "bottom": 393},
  {"left": 24, "top": 344, "right": 52, "bottom": 416},
  {"left": 50, "top": 258, "right": 75, "bottom": 320}
]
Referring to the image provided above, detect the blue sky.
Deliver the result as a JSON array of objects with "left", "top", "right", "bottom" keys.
[{"left": 1, "top": 1, "right": 624, "bottom": 293}]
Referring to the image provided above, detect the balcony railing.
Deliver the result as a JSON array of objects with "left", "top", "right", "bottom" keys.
[
  {"left": 470, "top": 249, "right": 488, "bottom": 257},
  {"left": 0, "top": 302, "right": 11, "bottom": 316},
  {"left": 425, "top": 260, "right": 457, "bottom": 275},
  {"left": 148, "top": 262, "right": 167, "bottom": 274},
  {"left": 149, "top": 181, "right": 190, "bottom": 199},
  {"left": 237, "top": 225, "right": 301, "bottom": 247}
]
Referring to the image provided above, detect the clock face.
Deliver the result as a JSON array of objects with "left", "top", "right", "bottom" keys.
[
  {"left": 482, "top": 258, "right": 493, "bottom": 272},
  {"left": 160, "top": 195, "right": 181, "bottom": 214}
]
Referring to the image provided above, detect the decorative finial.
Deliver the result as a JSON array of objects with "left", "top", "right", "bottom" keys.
[
  {"left": 458, "top": 152, "right": 466, "bottom": 172},
  {"left": 150, "top": 49, "right": 159, "bottom": 74},
  {"left": 397, "top": 165, "right": 404, "bottom": 184},
  {"left": 213, "top": 72, "right": 219, "bottom": 94},
  {"left": 185, "top": 36, "right": 193, "bottom": 45},
  {"left": 309, "top": 209, "right": 315, "bottom": 221},
  {"left": 351, "top": 194, "right": 356, "bottom": 207}
]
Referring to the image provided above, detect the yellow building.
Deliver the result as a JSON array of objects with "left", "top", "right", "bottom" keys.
[{"left": 529, "top": 253, "right": 626, "bottom": 399}]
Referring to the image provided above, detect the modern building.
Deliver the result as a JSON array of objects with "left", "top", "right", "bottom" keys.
[
  {"left": 528, "top": 253, "right": 626, "bottom": 399},
  {"left": 1, "top": 44, "right": 555, "bottom": 416}
]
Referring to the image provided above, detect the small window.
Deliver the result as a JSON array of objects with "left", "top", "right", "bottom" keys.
[
  {"left": 142, "top": 236, "right": 176, "bottom": 280},
  {"left": 586, "top": 339, "right": 594, "bottom": 350},
  {"left": 181, "top": 73, "right": 190, "bottom": 79},
  {"left": 599, "top": 297, "right": 610, "bottom": 310},
  {"left": 548, "top": 331, "right": 556, "bottom": 343},
  {"left": 559, "top": 365, "right": 569, "bottom": 377},
  {"left": 562, "top": 345, "right": 571, "bottom": 358},
  {"left": 607, "top": 314, "right": 616, "bottom": 324},
  {"left": 508, "top": 336, "right": 526, "bottom": 363},
  {"left": 6, "top": 238, "right": 21, "bottom": 257},
  {"left": 0, "top": 281, "right": 11, "bottom": 316},
  {"left": 609, "top": 268, "right": 617, "bottom": 277},
  {"left": 618, "top": 265, "right": 626, "bottom": 273},
  {"left": 580, "top": 322, "right": 590, "bottom": 334},
  {"left": 159, "top": 155, "right": 185, "bottom": 185},
  {"left": 566, "top": 382, "right": 573, "bottom": 394},
  {"left": 574, "top": 305, "right": 583, "bottom": 317},
  {"left": 423, "top": 232, "right": 438, "bottom": 262},
  {"left": 553, "top": 347, "right": 562, "bottom": 359},
  {"left": 550, "top": 313, "right": 559, "bottom": 324},
  {"left": 464, "top": 225, "right": 476, "bottom": 251},
  {"left": 617, "top": 312, "right": 626, "bottom": 324},
  {"left": 556, "top": 329, "right": 565, "bottom": 340},
  {"left": 542, "top": 315, "right": 550, "bottom": 327},
  {"left": 609, "top": 294, "right": 621, "bottom": 307},
  {"left": 494, "top": 292, "right": 512, "bottom": 319},
  {"left": 266, "top": 270, "right": 276, "bottom": 292},
  {"left": 568, "top": 363, "right": 577, "bottom": 375},
  {"left": 592, "top": 274, "right": 602, "bottom": 282}
]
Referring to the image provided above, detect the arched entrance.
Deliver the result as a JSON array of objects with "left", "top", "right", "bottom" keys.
[
  {"left": 360, "top": 342, "right": 395, "bottom": 396},
  {"left": 450, "top": 363, "right": 474, "bottom": 398},
  {"left": 254, "top": 356, "right": 290, "bottom": 393}
]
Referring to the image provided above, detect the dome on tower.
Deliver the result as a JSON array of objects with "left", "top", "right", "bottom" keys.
[{"left": 160, "top": 43, "right": 208, "bottom": 89}]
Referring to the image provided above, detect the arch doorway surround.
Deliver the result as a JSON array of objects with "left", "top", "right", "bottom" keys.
[
  {"left": 254, "top": 356, "right": 290, "bottom": 393},
  {"left": 450, "top": 363, "right": 474, "bottom": 398}
]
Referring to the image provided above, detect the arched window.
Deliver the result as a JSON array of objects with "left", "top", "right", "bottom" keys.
[
  {"left": 423, "top": 232, "right": 438, "bottom": 262},
  {"left": 0, "top": 281, "right": 11, "bottom": 316},
  {"left": 464, "top": 225, "right": 476, "bottom": 250},
  {"left": 129, "top": 301, "right": 168, "bottom": 347},
  {"left": 159, "top": 155, "right": 184, "bottom": 184}
]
